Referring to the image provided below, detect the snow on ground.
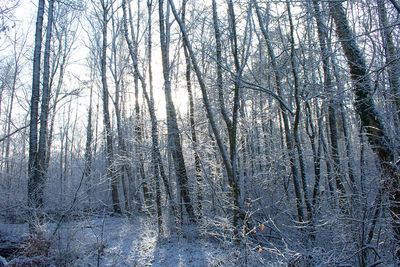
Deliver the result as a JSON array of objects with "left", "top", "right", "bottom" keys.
[
  {"left": 1, "top": 215, "right": 234, "bottom": 266},
  {"left": 73, "top": 216, "right": 228, "bottom": 266}
]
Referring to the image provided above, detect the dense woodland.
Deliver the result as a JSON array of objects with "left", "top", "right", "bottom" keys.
[{"left": 0, "top": 0, "right": 400, "bottom": 265}]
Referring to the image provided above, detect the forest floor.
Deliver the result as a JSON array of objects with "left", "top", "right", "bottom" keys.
[
  {"left": 3, "top": 212, "right": 392, "bottom": 266},
  {"left": 0, "top": 214, "right": 263, "bottom": 266}
]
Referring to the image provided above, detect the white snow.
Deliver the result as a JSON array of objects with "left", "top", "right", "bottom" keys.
[
  {"left": 1, "top": 215, "right": 240, "bottom": 266},
  {"left": 71, "top": 216, "right": 230, "bottom": 266}
]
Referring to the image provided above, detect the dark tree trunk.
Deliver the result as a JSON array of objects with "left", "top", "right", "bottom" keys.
[
  {"left": 158, "top": 0, "right": 195, "bottom": 222},
  {"left": 182, "top": 0, "right": 202, "bottom": 218},
  {"left": 287, "top": 1, "right": 312, "bottom": 222},
  {"left": 37, "top": 0, "right": 55, "bottom": 203},
  {"left": 100, "top": 0, "right": 121, "bottom": 214},
  {"left": 28, "top": 0, "right": 45, "bottom": 231},
  {"left": 122, "top": 0, "right": 179, "bottom": 231},
  {"left": 128, "top": 0, "right": 150, "bottom": 210},
  {"left": 329, "top": 0, "right": 400, "bottom": 258},
  {"left": 253, "top": 0, "right": 304, "bottom": 222},
  {"left": 83, "top": 81, "right": 93, "bottom": 207},
  {"left": 312, "top": 0, "right": 347, "bottom": 207}
]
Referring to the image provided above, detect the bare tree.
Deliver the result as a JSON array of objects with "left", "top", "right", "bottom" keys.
[
  {"left": 129, "top": 0, "right": 151, "bottom": 210},
  {"left": 45, "top": 2, "right": 81, "bottom": 172},
  {"left": 37, "top": 0, "right": 55, "bottom": 204},
  {"left": 286, "top": 1, "right": 312, "bottom": 222},
  {"left": 158, "top": 0, "right": 195, "bottom": 222},
  {"left": 83, "top": 76, "right": 94, "bottom": 208},
  {"left": 181, "top": 0, "right": 203, "bottom": 219},
  {"left": 122, "top": 0, "right": 179, "bottom": 231},
  {"left": 168, "top": 0, "right": 253, "bottom": 231},
  {"left": 253, "top": 0, "right": 305, "bottom": 223},
  {"left": 98, "top": 0, "right": 121, "bottom": 214},
  {"left": 109, "top": 5, "right": 131, "bottom": 213},
  {"left": 28, "top": 0, "right": 46, "bottom": 230},
  {"left": 377, "top": 0, "right": 400, "bottom": 124},
  {"left": 329, "top": 0, "right": 400, "bottom": 259},
  {"left": 312, "top": 0, "right": 347, "bottom": 209}
]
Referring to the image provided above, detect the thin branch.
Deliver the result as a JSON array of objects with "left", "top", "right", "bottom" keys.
[
  {"left": 0, "top": 124, "right": 29, "bottom": 143},
  {"left": 239, "top": 79, "right": 294, "bottom": 116}
]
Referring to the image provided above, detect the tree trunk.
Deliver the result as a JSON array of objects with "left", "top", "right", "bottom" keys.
[
  {"left": 100, "top": 0, "right": 121, "bottom": 214},
  {"left": 114, "top": 80, "right": 131, "bottom": 214},
  {"left": 377, "top": 0, "right": 400, "bottom": 124},
  {"left": 37, "top": 0, "right": 55, "bottom": 203},
  {"left": 210, "top": 0, "right": 243, "bottom": 230},
  {"left": 329, "top": 0, "right": 400, "bottom": 258},
  {"left": 312, "top": 0, "right": 347, "bottom": 207},
  {"left": 225, "top": 0, "right": 247, "bottom": 229},
  {"left": 181, "top": 0, "right": 202, "bottom": 219},
  {"left": 129, "top": 0, "right": 150, "bottom": 210},
  {"left": 83, "top": 80, "right": 94, "bottom": 208},
  {"left": 306, "top": 102, "right": 322, "bottom": 213},
  {"left": 287, "top": 1, "right": 312, "bottom": 222},
  {"left": 253, "top": 0, "right": 304, "bottom": 222},
  {"left": 122, "top": 0, "right": 180, "bottom": 230},
  {"left": 158, "top": 0, "right": 195, "bottom": 222},
  {"left": 28, "top": 0, "right": 45, "bottom": 231},
  {"left": 109, "top": 6, "right": 132, "bottom": 214}
]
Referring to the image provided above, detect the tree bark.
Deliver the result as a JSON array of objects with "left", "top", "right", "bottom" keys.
[
  {"left": 158, "top": 0, "right": 195, "bottom": 222},
  {"left": 168, "top": 0, "right": 239, "bottom": 230},
  {"left": 377, "top": 0, "right": 400, "bottom": 124},
  {"left": 100, "top": 0, "right": 121, "bottom": 214},
  {"left": 83, "top": 80, "right": 94, "bottom": 208},
  {"left": 312, "top": 0, "right": 347, "bottom": 207},
  {"left": 37, "top": 0, "right": 55, "bottom": 202},
  {"left": 287, "top": 1, "right": 312, "bottom": 222},
  {"left": 28, "top": 0, "right": 45, "bottom": 230},
  {"left": 122, "top": 0, "right": 179, "bottom": 230},
  {"left": 253, "top": 0, "right": 304, "bottom": 222},
  {"left": 329, "top": 0, "right": 400, "bottom": 258},
  {"left": 182, "top": 0, "right": 202, "bottom": 218}
]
